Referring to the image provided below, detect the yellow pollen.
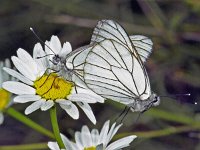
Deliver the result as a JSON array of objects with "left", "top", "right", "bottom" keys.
[
  {"left": 84, "top": 146, "right": 96, "bottom": 150},
  {"left": 0, "top": 88, "right": 11, "bottom": 111},
  {"left": 34, "top": 73, "right": 74, "bottom": 100}
]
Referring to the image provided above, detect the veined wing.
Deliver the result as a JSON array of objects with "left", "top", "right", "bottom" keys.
[
  {"left": 84, "top": 39, "right": 151, "bottom": 104},
  {"left": 91, "top": 20, "right": 153, "bottom": 62},
  {"left": 90, "top": 20, "right": 135, "bottom": 54},
  {"left": 129, "top": 35, "right": 153, "bottom": 62},
  {"left": 66, "top": 45, "right": 94, "bottom": 77}
]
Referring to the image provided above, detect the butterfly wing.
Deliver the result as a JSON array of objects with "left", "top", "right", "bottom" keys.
[
  {"left": 84, "top": 39, "right": 151, "bottom": 104},
  {"left": 66, "top": 45, "right": 93, "bottom": 78},
  {"left": 90, "top": 20, "right": 134, "bottom": 53},
  {"left": 91, "top": 20, "right": 153, "bottom": 62},
  {"left": 67, "top": 20, "right": 153, "bottom": 73},
  {"left": 129, "top": 35, "right": 153, "bottom": 62}
]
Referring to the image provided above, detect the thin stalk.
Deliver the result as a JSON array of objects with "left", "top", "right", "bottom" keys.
[
  {"left": 114, "top": 125, "right": 196, "bottom": 139},
  {"left": 6, "top": 107, "right": 54, "bottom": 139},
  {"left": 146, "top": 108, "right": 200, "bottom": 127},
  {"left": 0, "top": 143, "right": 48, "bottom": 150},
  {"left": 50, "top": 106, "right": 65, "bottom": 149}
]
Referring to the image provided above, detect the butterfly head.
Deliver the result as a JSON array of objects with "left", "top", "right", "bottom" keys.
[
  {"left": 52, "top": 54, "right": 62, "bottom": 65},
  {"left": 151, "top": 93, "right": 160, "bottom": 107},
  {"left": 129, "top": 93, "right": 160, "bottom": 113}
]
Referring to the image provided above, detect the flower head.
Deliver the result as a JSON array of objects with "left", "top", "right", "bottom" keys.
[
  {"left": 3, "top": 43, "right": 104, "bottom": 124},
  {"left": 48, "top": 120, "right": 137, "bottom": 150},
  {"left": 0, "top": 59, "right": 13, "bottom": 124}
]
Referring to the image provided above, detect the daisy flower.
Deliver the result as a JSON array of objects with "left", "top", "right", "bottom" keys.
[
  {"left": 2, "top": 44, "right": 104, "bottom": 124},
  {"left": 0, "top": 59, "right": 13, "bottom": 124},
  {"left": 48, "top": 120, "right": 137, "bottom": 150}
]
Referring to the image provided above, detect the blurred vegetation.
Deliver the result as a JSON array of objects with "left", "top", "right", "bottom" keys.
[{"left": 0, "top": 0, "right": 200, "bottom": 150}]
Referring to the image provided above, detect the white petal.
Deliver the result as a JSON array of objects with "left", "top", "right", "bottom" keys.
[
  {"left": 50, "top": 35, "right": 62, "bottom": 54},
  {"left": 5, "top": 58, "right": 11, "bottom": 68},
  {"left": 45, "top": 41, "right": 53, "bottom": 55},
  {"left": 81, "top": 126, "right": 93, "bottom": 147},
  {"left": 17, "top": 48, "right": 38, "bottom": 75},
  {"left": 1, "top": 59, "right": 11, "bottom": 82},
  {"left": 98, "top": 120, "right": 110, "bottom": 144},
  {"left": 56, "top": 99, "right": 71, "bottom": 105},
  {"left": 91, "top": 129, "right": 99, "bottom": 146},
  {"left": 68, "top": 93, "right": 99, "bottom": 103},
  {"left": 103, "top": 122, "right": 117, "bottom": 146},
  {"left": 77, "top": 102, "right": 96, "bottom": 125},
  {"left": 11, "top": 56, "right": 36, "bottom": 81},
  {"left": 3, "top": 81, "right": 35, "bottom": 95},
  {"left": 0, "top": 113, "right": 4, "bottom": 125},
  {"left": 47, "top": 142, "right": 60, "bottom": 150},
  {"left": 59, "top": 100, "right": 79, "bottom": 119},
  {"left": 41, "top": 100, "right": 54, "bottom": 111},
  {"left": 67, "top": 142, "right": 79, "bottom": 150},
  {"left": 60, "top": 42, "right": 72, "bottom": 57},
  {"left": 75, "top": 87, "right": 104, "bottom": 103},
  {"left": 25, "top": 100, "right": 44, "bottom": 115},
  {"left": 3, "top": 67, "right": 33, "bottom": 85},
  {"left": 33, "top": 43, "right": 48, "bottom": 73},
  {"left": 0, "top": 62, "right": 4, "bottom": 85},
  {"left": 106, "top": 135, "right": 137, "bottom": 150},
  {"left": 14, "top": 95, "right": 41, "bottom": 103},
  {"left": 75, "top": 132, "right": 84, "bottom": 149},
  {"left": 61, "top": 134, "right": 77, "bottom": 150},
  {"left": 106, "top": 123, "right": 122, "bottom": 145}
]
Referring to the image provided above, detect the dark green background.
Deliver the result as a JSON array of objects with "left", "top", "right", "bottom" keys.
[{"left": 0, "top": 0, "right": 200, "bottom": 149}]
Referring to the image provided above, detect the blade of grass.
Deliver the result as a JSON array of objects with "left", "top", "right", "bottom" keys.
[
  {"left": 0, "top": 143, "right": 48, "bottom": 150},
  {"left": 114, "top": 125, "right": 196, "bottom": 139}
]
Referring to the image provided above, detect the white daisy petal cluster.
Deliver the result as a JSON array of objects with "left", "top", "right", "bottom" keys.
[
  {"left": 0, "top": 59, "right": 13, "bottom": 124},
  {"left": 2, "top": 36, "right": 104, "bottom": 124},
  {"left": 48, "top": 120, "right": 137, "bottom": 150},
  {"left": 45, "top": 36, "right": 71, "bottom": 63}
]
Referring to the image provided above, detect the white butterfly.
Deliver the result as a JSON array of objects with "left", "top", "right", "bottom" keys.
[{"left": 66, "top": 20, "right": 160, "bottom": 112}]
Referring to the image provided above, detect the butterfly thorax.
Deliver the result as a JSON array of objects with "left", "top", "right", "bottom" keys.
[{"left": 129, "top": 93, "right": 160, "bottom": 112}]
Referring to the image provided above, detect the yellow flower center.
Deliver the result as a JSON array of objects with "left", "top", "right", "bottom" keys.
[
  {"left": 84, "top": 146, "right": 96, "bottom": 150},
  {"left": 0, "top": 88, "right": 11, "bottom": 111},
  {"left": 34, "top": 73, "right": 74, "bottom": 100}
]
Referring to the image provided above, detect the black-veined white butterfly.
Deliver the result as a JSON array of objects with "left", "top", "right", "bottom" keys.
[{"left": 66, "top": 20, "right": 160, "bottom": 112}]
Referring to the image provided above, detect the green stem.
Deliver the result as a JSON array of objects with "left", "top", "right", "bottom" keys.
[
  {"left": 0, "top": 143, "right": 48, "bottom": 150},
  {"left": 146, "top": 108, "right": 200, "bottom": 127},
  {"left": 114, "top": 125, "right": 197, "bottom": 139},
  {"left": 50, "top": 106, "right": 65, "bottom": 149},
  {"left": 6, "top": 107, "right": 54, "bottom": 139}
]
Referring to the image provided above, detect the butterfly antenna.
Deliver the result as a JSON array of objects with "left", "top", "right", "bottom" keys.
[
  {"left": 160, "top": 93, "right": 190, "bottom": 99},
  {"left": 160, "top": 93, "right": 197, "bottom": 105},
  {"left": 36, "top": 54, "right": 54, "bottom": 59},
  {"left": 30, "top": 27, "right": 56, "bottom": 55}
]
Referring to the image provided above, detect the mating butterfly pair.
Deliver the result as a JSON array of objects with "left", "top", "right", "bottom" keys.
[{"left": 49, "top": 20, "right": 160, "bottom": 113}]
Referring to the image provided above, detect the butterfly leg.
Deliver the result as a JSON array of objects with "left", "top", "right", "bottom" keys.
[
  {"left": 119, "top": 107, "right": 131, "bottom": 123},
  {"left": 114, "top": 106, "right": 128, "bottom": 122}
]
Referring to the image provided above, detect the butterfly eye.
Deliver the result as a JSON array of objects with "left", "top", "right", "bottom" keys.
[
  {"left": 153, "top": 96, "right": 160, "bottom": 106},
  {"left": 154, "top": 97, "right": 158, "bottom": 102},
  {"left": 52, "top": 55, "right": 60, "bottom": 64}
]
